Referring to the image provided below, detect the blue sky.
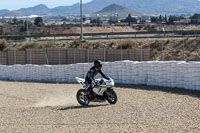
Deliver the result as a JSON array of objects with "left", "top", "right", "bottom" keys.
[{"left": 0, "top": 0, "right": 92, "bottom": 10}]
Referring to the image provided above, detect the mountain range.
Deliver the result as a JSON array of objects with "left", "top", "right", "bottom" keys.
[{"left": 1, "top": 0, "right": 200, "bottom": 16}]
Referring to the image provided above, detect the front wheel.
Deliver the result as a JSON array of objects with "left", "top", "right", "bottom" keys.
[
  {"left": 76, "top": 89, "right": 90, "bottom": 106},
  {"left": 106, "top": 90, "right": 118, "bottom": 104}
]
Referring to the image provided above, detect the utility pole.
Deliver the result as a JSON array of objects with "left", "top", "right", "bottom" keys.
[
  {"left": 26, "top": 14, "right": 29, "bottom": 36},
  {"left": 80, "top": 0, "right": 84, "bottom": 40}
]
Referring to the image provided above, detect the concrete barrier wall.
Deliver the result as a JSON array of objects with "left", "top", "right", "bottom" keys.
[{"left": 0, "top": 61, "right": 199, "bottom": 90}]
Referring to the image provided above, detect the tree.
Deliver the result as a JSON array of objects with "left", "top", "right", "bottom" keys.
[
  {"left": 34, "top": 17, "right": 44, "bottom": 27},
  {"left": 151, "top": 17, "right": 159, "bottom": 23},
  {"left": 18, "top": 20, "right": 24, "bottom": 25},
  {"left": 165, "top": 14, "right": 167, "bottom": 23},
  {"left": 109, "top": 15, "right": 118, "bottom": 24},
  {"left": 159, "top": 14, "right": 162, "bottom": 22},
  {"left": 124, "top": 14, "right": 137, "bottom": 23},
  {"left": 191, "top": 14, "right": 200, "bottom": 24},
  {"left": 168, "top": 16, "right": 184, "bottom": 24},
  {"left": 12, "top": 17, "right": 18, "bottom": 25},
  {"left": 19, "top": 20, "right": 33, "bottom": 32},
  {"left": 25, "top": 20, "right": 32, "bottom": 29},
  {"left": 90, "top": 18, "right": 102, "bottom": 25},
  {"left": 61, "top": 22, "right": 67, "bottom": 27},
  {"left": 83, "top": 18, "right": 86, "bottom": 22}
]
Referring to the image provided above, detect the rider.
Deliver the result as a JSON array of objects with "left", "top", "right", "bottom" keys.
[{"left": 85, "top": 60, "right": 110, "bottom": 95}]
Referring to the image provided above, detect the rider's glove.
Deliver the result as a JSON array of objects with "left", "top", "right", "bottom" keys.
[
  {"left": 105, "top": 77, "right": 110, "bottom": 81},
  {"left": 92, "top": 80, "right": 96, "bottom": 86},
  {"left": 96, "top": 81, "right": 101, "bottom": 86},
  {"left": 99, "top": 79, "right": 104, "bottom": 84}
]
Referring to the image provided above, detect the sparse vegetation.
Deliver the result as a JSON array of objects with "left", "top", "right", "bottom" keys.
[
  {"left": 19, "top": 42, "right": 38, "bottom": 50},
  {"left": 145, "top": 25, "right": 157, "bottom": 32},
  {"left": 18, "top": 41, "right": 56, "bottom": 50},
  {"left": 0, "top": 39, "right": 7, "bottom": 51},
  {"left": 70, "top": 40, "right": 83, "bottom": 48},
  {"left": 117, "top": 40, "right": 135, "bottom": 49}
]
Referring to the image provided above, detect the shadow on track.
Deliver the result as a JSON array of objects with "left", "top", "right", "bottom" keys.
[
  {"left": 58, "top": 104, "right": 110, "bottom": 111},
  {"left": 116, "top": 84, "right": 200, "bottom": 99}
]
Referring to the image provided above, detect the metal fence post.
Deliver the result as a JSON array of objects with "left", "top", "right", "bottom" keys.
[
  {"left": 45, "top": 48, "right": 49, "bottom": 65},
  {"left": 141, "top": 45, "right": 143, "bottom": 61},
  {"left": 30, "top": 49, "right": 32, "bottom": 64},
  {"left": 103, "top": 48, "right": 106, "bottom": 62},
  {"left": 6, "top": 51, "right": 8, "bottom": 65},
  {"left": 74, "top": 49, "right": 76, "bottom": 64},
  {"left": 127, "top": 49, "right": 130, "bottom": 60},
  {"left": 59, "top": 48, "right": 61, "bottom": 64},
  {"left": 120, "top": 45, "right": 122, "bottom": 61},
  {"left": 161, "top": 41, "right": 164, "bottom": 61},
  {"left": 88, "top": 49, "right": 89, "bottom": 63},
  {"left": 65, "top": 48, "right": 68, "bottom": 64},
  {"left": 14, "top": 50, "right": 16, "bottom": 64},
  {"left": 25, "top": 50, "right": 27, "bottom": 64},
  {"left": 183, "top": 39, "right": 185, "bottom": 61}
]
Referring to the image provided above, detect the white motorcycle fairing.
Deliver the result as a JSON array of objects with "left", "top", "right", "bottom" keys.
[{"left": 75, "top": 77, "right": 115, "bottom": 96}]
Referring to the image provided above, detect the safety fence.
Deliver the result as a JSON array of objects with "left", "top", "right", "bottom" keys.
[
  {"left": 0, "top": 61, "right": 199, "bottom": 91},
  {"left": 0, "top": 48, "right": 150, "bottom": 65}
]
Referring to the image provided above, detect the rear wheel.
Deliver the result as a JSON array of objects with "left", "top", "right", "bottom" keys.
[
  {"left": 106, "top": 90, "right": 118, "bottom": 104},
  {"left": 76, "top": 89, "right": 90, "bottom": 106}
]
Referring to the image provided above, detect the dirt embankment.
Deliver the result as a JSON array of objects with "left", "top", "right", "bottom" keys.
[
  {"left": 30, "top": 26, "right": 136, "bottom": 34},
  {"left": 29, "top": 25, "right": 200, "bottom": 35}
]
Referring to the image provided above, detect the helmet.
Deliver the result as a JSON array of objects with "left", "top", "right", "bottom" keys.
[{"left": 94, "top": 60, "right": 102, "bottom": 68}]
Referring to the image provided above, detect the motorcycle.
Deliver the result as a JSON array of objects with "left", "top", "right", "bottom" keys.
[{"left": 75, "top": 77, "right": 118, "bottom": 106}]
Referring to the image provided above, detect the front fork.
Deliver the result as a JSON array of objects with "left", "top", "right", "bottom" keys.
[
  {"left": 104, "top": 87, "right": 114, "bottom": 98},
  {"left": 106, "top": 87, "right": 114, "bottom": 92}
]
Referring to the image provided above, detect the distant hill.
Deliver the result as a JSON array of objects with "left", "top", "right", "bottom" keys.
[
  {"left": 2, "top": 11, "right": 26, "bottom": 17},
  {"left": 1, "top": 0, "right": 200, "bottom": 16},
  {"left": 51, "top": 4, "right": 79, "bottom": 15},
  {"left": 0, "top": 9, "right": 9, "bottom": 16},
  {"left": 51, "top": 4, "right": 93, "bottom": 15},
  {"left": 0, "top": 4, "right": 50, "bottom": 16},
  {"left": 18, "top": 4, "right": 51, "bottom": 15},
  {"left": 96, "top": 4, "right": 142, "bottom": 16}
]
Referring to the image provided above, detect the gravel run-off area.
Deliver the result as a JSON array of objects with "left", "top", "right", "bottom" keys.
[{"left": 0, "top": 81, "right": 200, "bottom": 133}]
